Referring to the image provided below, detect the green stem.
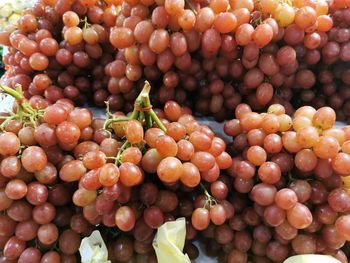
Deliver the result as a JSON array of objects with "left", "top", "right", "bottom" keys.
[
  {"left": 0, "top": 84, "right": 23, "bottom": 100},
  {"left": 103, "top": 116, "right": 131, "bottom": 130},
  {"left": 200, "top": 182, "right": 217, "bottom": 207},
  {"left": 0, "top": 115, "right": 16, "bottom": 130},
  {"left": 149, "top": 109, "right": 166, "bottom": 132},
  {"left": 200, "top": 182, "right": 211, "bottom": 199},
  {"left": 142, "top": 95, "right": 153, "bottom": 129},
  {"left": 185, "top": 0, "right": 197, "bottom": 15},
  {"left": 115, "top": 141, "right": 130, "bottom": 165}
]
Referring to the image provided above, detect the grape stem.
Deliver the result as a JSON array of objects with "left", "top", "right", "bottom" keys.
[
  {"left": 200, "top": 182, "right": 217, "bottom": 208},
  {"left": 185, "top": 0, "right": 198, "bottom": 15},
  {"left": 0, "top": 84, "right": 42, "bottom": 127},
  {"left": 103, "top": 81, "right": 167, "bottom": 132},
  {"left": 115, "top": 141, "right": 130, "bottom": 165}
]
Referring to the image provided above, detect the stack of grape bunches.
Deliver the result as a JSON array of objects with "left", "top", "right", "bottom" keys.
[{"left": 0, "top": 0, "right": 350, "bottom": 262}]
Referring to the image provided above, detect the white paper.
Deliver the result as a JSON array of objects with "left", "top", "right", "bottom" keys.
[{"left": 79, "top": 230, "right": 111, "bottom": 263}]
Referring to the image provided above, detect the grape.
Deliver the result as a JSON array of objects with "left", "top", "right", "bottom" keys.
[
  {"left": 21, "top": 146, "right": 47, "bottom": 173},
  {"left": 0, "top": 132, "right": 20, "bottom": 156},
  {"left": 264, "top": 204, "right": 285, "bottom": 226},
  {"left": 5, "top": 179, "right": 27, "bottom": 200},
  {"left": 275, "top": 189, "right": 298, "bottom": 210},
  {"left": 58, "top": 230, "right": 81, "bottom": 255},
  {"left": 37, "top": 223, "right": 59, "bottom": 245},
  {"left": 157, "top": 157, "right": 183, "bottom": 183},
  {"left": 286, "top": 203, "right": 313, "bottom": 229},
  {"left": 251, "top": 183, "right": 277, "bottom": 206},
  {"left": 4, "top": 236, "right": 26, "bottom": 260},
  {"left": 119, "top": 162, "right": 143, "bottom": 187},
  {"left": 192, "top": 208, "right": 210, "bottom": 230},
  {"left": 18, "top": 247, "right": 41, "bottom": 263},
  {"left": 99, "top": 163, "right": 120, "bottom": 186}
]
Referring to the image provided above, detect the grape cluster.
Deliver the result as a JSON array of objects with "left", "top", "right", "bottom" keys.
[
  {"left": 0, "top": 0, "right": 348, "bottom": 121},
  {"left": 290, "top": 7, "right": 350, "bottom": 123},
  {"left": 220, "top": 103, "right": 350, "bottom": 262},
  {"left": 0, "top": 83, "right": 237, "bottom": 262}
]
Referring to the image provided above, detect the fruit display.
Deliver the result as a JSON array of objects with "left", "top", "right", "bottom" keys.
[
  {"left": 224, "top": 104, "right": 350, "bottom": 262},
  {"left": 0, "top": 0, "right": 348, "bottom": 120},
  {"left": 0, "top": 0, "right": 350, "bottom": 262}
]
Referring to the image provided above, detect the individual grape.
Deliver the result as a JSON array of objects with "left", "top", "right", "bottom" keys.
[
  {"left": 56, "top": 121, "right": 80, "bottom": 144},
  {"left": 286, "top": 203, "right": 313, "bottom": 229},
  {"left": 62, "top": 11, "right": 80, "bottom": 27},
  {"left": 275, "top": 188, "right": 298, "bottom": 210},
  {"left": 235, "top": 23, "right": 254, "bottom": 46},
  {"left": 18, "top": 247, "right": 41, "bottom": 263},
  {"left": 156, "top": 135, "right": 178, "bottom": 157},
  {"left": 125, "top": 120, "right": 144, "bottom": 144},
  {"left": 312, "top": 107, "right": 336, "bottom": 130},
  {"left": 149, "top": 29, "right": 170, "bottom": 54},
  {"left": 317, "top": 15, "right": 333, "bottom": 32},
  {"left": 296, "top": 126, "right": 319, "bottom": 148},
  {"left": 164, "top": 0, "right": 184, "bottom": 16},
  {"left": 256, "top": 83, "right": 273, "bottom": 106},
  {"left": 37, "top": 223, "right": 59, "bottom": 245},
  {"left": 60, "top": 160, "right": 86, "bottom": 182},
  {"left": 119, "top": 162, "right": 143, "bottom": 187},
  {"left": 157, "top": 157, "right": 183, "bottom": 183},
  {"left": 178, "top": 9, "right": 196, "bottom": 31},
  {"left": 264, "top": 204, "right": 285, "bottom": 226},
  {"left": 194, "top": 7, "right": 215, "bottom": 32},
  {"left": 0, "top": 132, "right": 20, "bottom": 156},
  {"left": 141, "top": 148, "right": 162, "bottom": 174},
  {"left": 180, "top": 162, "right": 200, "bottom": 187},
  {"left": 258, "top": 162, "right": 281, "bottom": 184},
  {"left": 335, "top": 215, "right": 350, "bottom": 240},
  {"left": 21, "top": 146, "right": 47, "bottom": 173},
  {"left": 59, "top": 230, "right": 81, "bottom": 255},
  {"left": 275, "top": 220, "right": 298, "bottom": 240},
  {"left": 294, "top": 149, "right": 317, "bottom": 172},
  {"left": 144, "top": 206, "right": 164, "bottom": 229},
  {"left": 0, "top": 215, "right": 16, "bottom": 237},
  {"left": 328, "top": 188, "right": 350, "bottom": 212},
  {"left": 15, "top": 220, "right": 39, "bottom": 241},
  {"left": 322, "top": 224, "right": 346, "bottom": 250},
  {"left": 189, "top": 131, "right": 212, "bottom": 151},
  {"left": 295, "top": 6, "right": 317, "bottom": 29},
  {"left": 32, "top": 202, "right": 56, "bottom": 225},
  {"left": 246, "top": 146, "right": 266, "bottom": 166},
  {"left": 99, "top": 163, "right": 120, "bottom": 187},
  {"left": 192, "top": 208, "right": 210, "bottom": 230},
  {"left": 5, "top": 179, "right": 27, "bottom": 200},
  {"left": 110, "top": 27, "right": 135, "bottom": 49},
  {"left": 115, "top": 206, "right": 136, "bottom": 231},
  {"left": 332, "top": 152, "right": 350, "bottom": 175},
  {"left": 214, "top": 12, "right": 237, "bottom": 34},
  {"left": 240, "top": 112, "right": 263, "bottom": 132},
  {"left": 251, "top": 183, "right": 277, "bottom": 206},
  {"left": 112, "top": 236, "right": 134, "bottom": 262},
  {"left": 289, "top": 180, "right": 312, "bottom": 203},
  {"left": 191, "top": 151, "right": 215, "bottom": 172},
  {"left": 72, "top": 188, "right": 97, "bottom": 207},
  {"left": 261, "top": 114, "right": 280, "bottom": 134},
  {"left": 253, "top": 23, "right": 273, "bottom": 47},
  {"left": 3, "top": 236, "right": 26, "bottom": 260},
  {"left": 263, "top": 134, "right": 283, "bottom": 154},
  {"left": 0, "top": 156, "right": 21, "bottom": 178},
  {"left": 274, "top": 3, "right": 295, "bottom": 27}
]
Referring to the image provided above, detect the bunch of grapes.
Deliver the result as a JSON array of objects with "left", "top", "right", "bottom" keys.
[
  {"left": 217, "top": 103, "right": 350, "bottom": 262},
  {"left": 0, "top": 82, "right": 236, "bottom": 262},
  {"left": 287, "top": 6, "right": 350, "bottom": 124},
  {"left": 0, "top": 0, "right": 349, "bottom": 121}
]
